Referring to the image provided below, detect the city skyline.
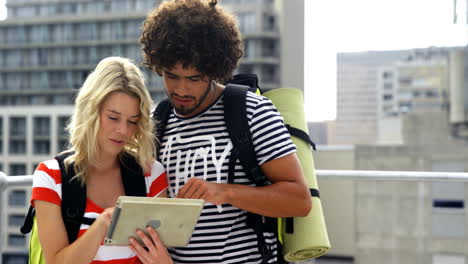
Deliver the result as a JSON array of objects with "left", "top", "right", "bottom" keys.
[{"left": 2, "top": 0, "right": 467, "bottom": 121}]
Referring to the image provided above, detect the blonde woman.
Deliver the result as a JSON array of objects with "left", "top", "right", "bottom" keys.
[{"left": 31, "top": 57, "right": 173, "bottom": 264}]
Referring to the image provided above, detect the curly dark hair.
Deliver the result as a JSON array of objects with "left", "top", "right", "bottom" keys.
[{"left": 140, "top": 0, "right": 244, "bottom": 83}]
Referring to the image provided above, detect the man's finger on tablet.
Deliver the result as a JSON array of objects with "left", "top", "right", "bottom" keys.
[
  {"left": 129, "top": 237, "right": 150, "bottom": 263},
  {"left": 147, "top": 226, "right": 163, "bottom": 245}
]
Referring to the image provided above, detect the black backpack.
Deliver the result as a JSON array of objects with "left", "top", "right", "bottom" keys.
[
  {"left": 153, "top": 74, "right": 318, "bottom": 263},
  {"left": 20, "top": 151, "right": 147, "bottom": 244}
]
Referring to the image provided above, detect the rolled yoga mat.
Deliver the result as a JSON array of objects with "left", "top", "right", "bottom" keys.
[{"left": 263, "top": 87, "right": 331, "bottom": 261}]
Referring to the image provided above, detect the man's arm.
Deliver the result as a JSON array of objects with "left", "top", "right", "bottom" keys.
[{"left": 177, "top": 152, "right": 312, "bottom": 217}]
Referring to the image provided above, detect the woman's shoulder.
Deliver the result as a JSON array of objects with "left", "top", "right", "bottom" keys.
[{"left": 33, "top": 158, "right": 63, "bottom": 188}]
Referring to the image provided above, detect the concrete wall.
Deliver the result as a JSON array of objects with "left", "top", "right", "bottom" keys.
[
  {"left": 314, "top": 146, "right": 356, "bottom": 256},
  {"left": 278, "top": 0, "right": 304, "bottom": 91}
]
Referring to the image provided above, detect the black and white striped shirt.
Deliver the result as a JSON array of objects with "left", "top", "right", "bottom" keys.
[{"left": 159, "top": 91, "right": 296, "bottom": 264}]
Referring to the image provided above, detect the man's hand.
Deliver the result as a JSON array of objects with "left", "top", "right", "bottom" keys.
[
  {"left": 129, "top": 226, "right": 173, "bottom": 264},
  {"left": 176, "top": 177, "right": 229, "bottom": 205}
]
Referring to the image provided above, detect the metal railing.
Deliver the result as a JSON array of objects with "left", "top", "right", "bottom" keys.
[
  {"left": 2, "top": 170, "right": 468, "bottom": 191},
  {"left": 1, "top": 169, "right": 468, "bottom": 263}
]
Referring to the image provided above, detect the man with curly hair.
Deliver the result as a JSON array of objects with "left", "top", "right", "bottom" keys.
[{"left": 140, "top": 0, "right": 312, "bottom": 263}]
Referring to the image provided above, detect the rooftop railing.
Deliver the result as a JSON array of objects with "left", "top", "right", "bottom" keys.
[
  {"left": 3, "top": 170, "right": 468, "bottom": 190},
  {"left": 1, "top": 170, "right": 468, "bottom": 263}
]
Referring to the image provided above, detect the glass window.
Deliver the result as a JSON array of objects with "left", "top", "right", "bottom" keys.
[
  {"left": 8, "top": 190, "right": 26, "bottom": 206},
  {"left": 77, "top": 2, "right": 88, "bottom": 14},
  {"left": 261, "top": 39, "right": 276, "bottom": 57},
  {"left": 0, "top": 73, "right": 4, "bottom": 90},
  {"left": 50, "top": 24, "right": 62, "bottom": 43},
  {"left": 73, "top": 47, "right": 91, "bottom": 65},
  {"left": 125, "top": 20, "right": 142, "bottom": 39},
  {"left": 111, "top": 21, "right": 124, "bottom": 39},
  {"left": 237, "top": 13, "right": 256, "bottom": 34},
  {"left": 111, "top": 0, "right": 128, "bottom": 12},
  {"left": 9, "top": 164, "right": 26, "bottom": 176},
  {"left": 5, "top": 49, "right": 21, "bottom": 67},
  {"left": 8, "top": 215, "right": 25, "bottom": 227},
  {"left": 10, "top": 117, "right": 26, "bottom": 136},
  {"left": 263, "top": 14, "right": 276, "bottom": 32},
  {"left": 9, "top": 117, "right": 27, "bottom": 154},
  {"left": 0, "top": 117, "right": 2, "bottom": 154},
  {"left": 261, "top": 65, "right": 277, "bottom": 83},
  {"left": 2, "top": 254, "right": 29, "bottom": 264},
  {"left": 34, "top": 117, "right": 50, "bottom": 138},
  {"left": 383, "top": 94, "right": 393, "bottom": 101},
  {"left": 62, "top": 3, "right": 77, "bottom": 14},
  {"left": 63, "top": 23, "right": 73, "bottom": 41},
  {"left": 8, "top": 234, "right": 26, "bottom": 247},
  {"left": 30, "top": 95, "right": 49, "bottom": 105},
  {"left": 34, "top": 140, "right": 50, "bottom": 154},
  {"left": 17, "top": 6, "right": 36, "bottom": 17},
  {"left": 49, "top": 72, "right": 65, "bottom": 89},
  {"left": 244, "top": 39, "right": 256, "bottom": 59},
  {"left": 5, "top": 73, "right": 22, "bottom": 91},
  {"left": 57, "top": 116, "right": 69, "bottom": 136}
]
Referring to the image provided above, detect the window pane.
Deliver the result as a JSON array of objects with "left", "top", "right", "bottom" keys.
[
  {"left": 8, "top": 234, "right": 26, "bottom": 247},
  {"left": 8, "top": 190, "right": 26, "bottom": 206},
  {"left": 9, "top": 164, "right": 26, "bottom": 176},
  {"left": 8, "top": 215, "right": 25, "bottom": 227},
  {"left": 34, "top": 117, "right": 50, "bottom": 136}
]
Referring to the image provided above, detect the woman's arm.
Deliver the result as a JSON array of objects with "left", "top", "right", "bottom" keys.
[{"left": 35, "top": 200, "right": 114, "bottom": 264}]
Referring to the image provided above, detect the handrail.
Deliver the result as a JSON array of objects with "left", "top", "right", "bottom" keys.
[
  {"left": 1, "top": 170, "right": 468, "bottom": 191},
  {"left": 316, "top": 170, "right": 468, "bottom": 182}
]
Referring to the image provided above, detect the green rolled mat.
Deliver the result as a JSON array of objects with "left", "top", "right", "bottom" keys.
[{"left": 263, "top": 88, "right": 331, "bottom": 261}]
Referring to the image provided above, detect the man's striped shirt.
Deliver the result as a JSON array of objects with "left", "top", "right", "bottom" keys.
[{"left": 159, "top": 91, "right": 296, "bottom": 264}]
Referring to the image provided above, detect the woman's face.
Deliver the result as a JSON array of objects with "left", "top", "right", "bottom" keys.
[{"left": 97, "top": 92, "right": 140, "bottom": 158}]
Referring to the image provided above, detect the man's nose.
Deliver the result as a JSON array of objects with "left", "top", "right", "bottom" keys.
[{"left": 174, "top": 79, "right": 191, "bottom": 94}]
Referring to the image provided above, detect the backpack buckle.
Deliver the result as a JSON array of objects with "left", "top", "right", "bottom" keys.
[
  {"left": 66, "top": 208, "right": 79, "bottom": 219},
  {"left": 250, "top": 167, "right": 268, "bottom": 186}
]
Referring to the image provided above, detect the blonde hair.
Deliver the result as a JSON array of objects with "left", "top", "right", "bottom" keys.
[{"left": 64, "top": 57, "right": 155, "bottom": 183}]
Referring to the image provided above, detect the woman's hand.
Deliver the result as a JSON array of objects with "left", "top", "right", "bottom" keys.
[
  {"left": 95, "top": 207, "right": 115, "bottom": 230},
  {"left": 129, "top": 226, "right": 173, "bottom": 264}
]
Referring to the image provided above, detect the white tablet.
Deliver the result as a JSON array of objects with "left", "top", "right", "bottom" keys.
[{"left": 104, "top": 196, "right": 204, "bottom": 247}]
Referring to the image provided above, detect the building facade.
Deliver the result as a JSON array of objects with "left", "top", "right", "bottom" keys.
[
  {"left": 315, "top": 111, "right": 468, "bottom": 264},
  {"left": 376, "top": 48, "right": 452, "bottom": 144},
  {"left": 336, "top": 50, "right": 413, "bottom": 145},
  {"left": 1, "top": 106, "right": 73, "bottom": 263}
]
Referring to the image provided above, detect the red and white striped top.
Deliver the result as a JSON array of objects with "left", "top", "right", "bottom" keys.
[{"left": 31, "top": 159, "right": 168, "bottom": 264}]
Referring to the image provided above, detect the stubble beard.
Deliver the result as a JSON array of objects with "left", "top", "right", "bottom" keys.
[{"left": 170, "top": 81, "right": 213, "bottom": 116}]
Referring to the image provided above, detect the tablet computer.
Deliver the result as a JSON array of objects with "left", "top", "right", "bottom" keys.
[{"left": 104, "top": 196, "right": 204, "bottom": 247}]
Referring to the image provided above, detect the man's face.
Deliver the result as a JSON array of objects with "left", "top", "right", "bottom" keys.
[{"left": 162, "top": 62, "right": 214, "bottom": 117}]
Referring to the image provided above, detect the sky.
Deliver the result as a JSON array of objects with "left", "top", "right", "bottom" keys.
[
  {"left": 304, "top": 0, "right": 467, "bottom": 121},
  {"left": 0, "top": 0, "right": 4, "bottom": 20},
  {"left": 1, "top": 0, "right": 467, "bottom": 121}
]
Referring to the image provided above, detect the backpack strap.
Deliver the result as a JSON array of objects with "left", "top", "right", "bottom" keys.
[
  {"left": 229, "top": 74, "right": 260, "bottom": 93},
  {"left": 224, "top": 84, "right": 281, "bottom": 263},
  {"left": 21, "top": 152, "right": 147, "bottom": 244},
  {"left": 20, "top": 206, "right": 35, "bottom": 235},
  {"left": 20, "top": 152, "right": 92, "bottom": 238},
  {"left": 285, "top": 124, "right": 317, "bottom": 151},
  {"left": 224, "top": 84, "right": 268, "bottom": 186},
  {"left": 120, "top": 152, "right": 147, "bottom": 197},
  {"left": 55, "top": 152, "right": 95, "bottom": 244},
  {"left": 153, "top": 99, "right": 173, "bottom": 146}
]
